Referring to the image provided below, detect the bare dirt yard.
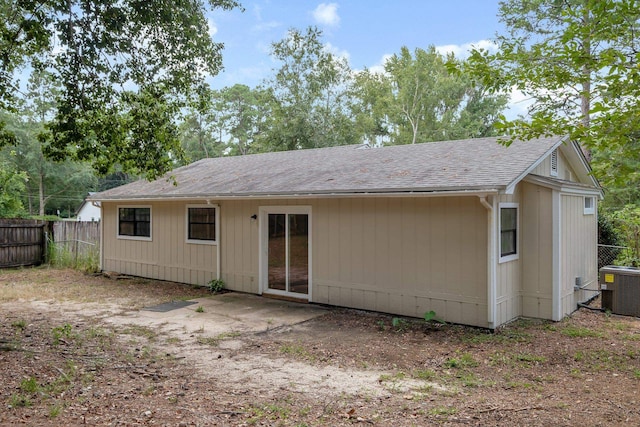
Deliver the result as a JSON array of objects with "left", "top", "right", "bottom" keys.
[{"left": 1, "top": 268, "right": 640, "bottom": 426}]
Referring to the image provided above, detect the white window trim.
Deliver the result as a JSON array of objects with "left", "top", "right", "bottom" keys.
[
  {"left": 499, "top": 202, "right": 519, "bottom": 263},
  {"left": 583, "top": 196, "right": 595, "bottom": 215},
  {"left": 185, "top": 204, "right": 219, "bottom": 245},
  {"left": 550, "top": 149, "right": 558, "bottom": 177},
  {"left": 117, "top": 205, "right": 152, "bottom": 241}
]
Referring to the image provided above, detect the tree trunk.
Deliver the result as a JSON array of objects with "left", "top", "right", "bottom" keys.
[{"left": 38, "top": 172, "right": 45, "bottom": 216}]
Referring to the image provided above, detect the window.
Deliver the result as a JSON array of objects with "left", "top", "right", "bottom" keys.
[
  {"left": 118, "top": 207, "right": 151, "bottom": 239},
  {"left": 186, "top": 205, "right": 217, "bottom": 244},
  {"left": 550, "top": 149, "right": 558, "bottom": 176},
  {"left": 584, "top": 196, "right": 595, "bottom": 215},
  {"left": 499, "top": 203, "right": 519, "bottom": 262}
]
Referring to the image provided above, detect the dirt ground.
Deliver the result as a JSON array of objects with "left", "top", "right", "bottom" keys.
[{"left": 1, "top": 268, "right": 640, "bottom": 426}]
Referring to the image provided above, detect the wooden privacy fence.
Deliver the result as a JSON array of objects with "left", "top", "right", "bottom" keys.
[
  {"left": 0, "top": 220, "right": 100, "bottom": 268},
  {"left": 52, "top": 221, "right": 100, "bottom": 264},
  {"left": 0, "top": 219, "right": 49, "bottom": 268}
]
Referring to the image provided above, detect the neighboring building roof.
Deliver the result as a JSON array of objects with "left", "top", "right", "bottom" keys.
[{"left": 90, "top": 135, "right": 598, "bottom": 201}]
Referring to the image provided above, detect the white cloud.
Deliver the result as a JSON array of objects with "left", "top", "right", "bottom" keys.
[
  {"left": 207, "top": 18, "right": 218, "bottom": 37},
  {"left": 365, "top": 54, "right": 393, "bottom": 75},
  {"left": 435, "top": 39, "right": 498, "bottom": 59},
  {"left": 313, "top": 3, "right": 340, "bottom": 27},
  {"left": 324, "top": 42, "right": 350, "bottom": 61},
  {"left": 252, "top": 20, "right": 281, "bottom": 33},
  {"left": 503, "top": 86, "right": 535, "bottom": 120}
]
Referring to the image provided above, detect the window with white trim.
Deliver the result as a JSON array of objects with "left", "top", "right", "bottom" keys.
[
  {"left": 499, "top": 203, "right": 519, "bottom": 262},
  {"left": 550, "top": 149, "right": 558, "bottom": 176},
  {"left": 186, "top": 205, "right": 217, "bottom": 244},
  {"left": 584, "top": 196, "right": 595, "bottom": 215},
  {"left": 118, "top": 206, "right": 151, "bottom": 240}
]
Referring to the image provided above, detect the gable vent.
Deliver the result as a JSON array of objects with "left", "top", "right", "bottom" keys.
[{"left": 550, "top": 149, "right": 558, "bottom": 176}]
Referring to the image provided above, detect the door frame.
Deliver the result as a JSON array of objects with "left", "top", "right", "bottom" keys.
[{"left": 258, "top": 205, "right": 312, "bottom": 301}]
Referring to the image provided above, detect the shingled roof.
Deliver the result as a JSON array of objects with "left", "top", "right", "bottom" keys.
[{"left": 91, "top": 135, "right": 569, "bottom": 201}]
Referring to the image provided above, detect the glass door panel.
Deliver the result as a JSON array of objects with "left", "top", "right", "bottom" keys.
[
  {"left": 267, "top": 213, "right": 286, "bottom": 291},
  {"left": 288, "top": 214, "right": 309, "bottom": 294}
]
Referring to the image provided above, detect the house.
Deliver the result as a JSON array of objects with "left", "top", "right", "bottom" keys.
[
  {"left": 89, "top": 135, "right": 603, "bottom": 329},
  {"left": 76, "top": 193, "right": 101, "bottom": 222}
]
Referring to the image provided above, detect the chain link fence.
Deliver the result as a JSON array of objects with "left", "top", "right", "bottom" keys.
[{"left": 598, "top": 244, "right": 630, "bottom": 270}]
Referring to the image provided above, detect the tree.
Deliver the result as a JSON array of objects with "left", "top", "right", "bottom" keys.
[
  {"left": 218, "top": 84, "right": 270, "bottom": 156},
  {"left": 259, "top": 27, "right": 359, "bottom": 151},
  {"left": 178, "top": 85, "right": 227, "bottom": 163},
  {"left": 466, "top": 0, "right": 640, "bottom": 200},
  {"left": 1, "top": 0, "right": 240, "bottom": 179},
  {"left": 4, "top": 69, "right": 95, "bottom": 217},
  {"left": 354, "top": 46, "right": 507, "bottom": 145},
  {"left": 0, "top": 152, "right": 27, "bottom": 218}
]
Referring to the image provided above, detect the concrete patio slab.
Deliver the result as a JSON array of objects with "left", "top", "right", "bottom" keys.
[{"left": 112, "top": 292, "right": 328, "bottom": 337}]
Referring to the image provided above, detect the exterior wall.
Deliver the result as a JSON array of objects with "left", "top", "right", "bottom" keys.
[
  {"left": 102, "top": 202, "right": 218, "bottom": 285},
  {"left": 495, "top": 190, "right": 522, "bottom": 326},
  {"left": 310, "top": 197, "right": 488, "bottom": 327},
  {"left": 531, "top": 150, "right": 577, "bottom": 181},
  {"left": 102, "top": 195, "right": 490, "bottom": 327},
  {"left": 560, "top": 194, "right": 598, "bottom": 316},
  {"left": 521, "top": 182, "right": 553, "bottom": 319},
  {"left": 77, "top": 202, "right": 101, "bottom": 222}
]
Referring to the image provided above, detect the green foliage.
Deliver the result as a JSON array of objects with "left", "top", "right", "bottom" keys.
[
  {"left": 466, "top": 0, "right": 640, "bottom": 198},
  {"left": 598, "top": 210, "right": 622, "bottom": 247},
  {"left": 1, "top": 0, "right": 240, "bottom": 180},
  {"left": 424, "top": 310, "right": 446, "bottom": 324},
  {"left": 208, "top": 278, "right": 225, "bottom": 293},
  {"left": 0, "top": 151, "right": 28, "bottom": 218},
  {"left": 392, "top": 317, "right": 408, "bottom": 331},
  {"left": 354, "top": 46, "right": 507, "bottom": 146},
  {"left": 195, "top": 306, "right": 205, "bottom": 313},
  {"left": 52, "top": 323, "right": 75, "bottom": 345},
  {"left": 47, "top": 240, "right": 100, "bottom": 273},
  {"left": 258, "top": 26, "right": 360, "bottom": 152},
  {"left": 608, "top": 205, "right": 640, "bottom": 266}
]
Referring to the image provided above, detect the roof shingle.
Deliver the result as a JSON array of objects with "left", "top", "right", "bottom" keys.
[{"left": 91, "top": 136, "right": 565, "bottom": 200}]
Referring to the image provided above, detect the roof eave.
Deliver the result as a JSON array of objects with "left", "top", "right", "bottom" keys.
[{"left": 89, "top": 187, "right": 503, "bottom": 203}]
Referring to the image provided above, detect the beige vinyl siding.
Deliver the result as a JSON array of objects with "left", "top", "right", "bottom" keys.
[
  {"left": 495, "top": 190, "right": 522, "bottom": 326},
  {"left": 103, "top": 195, "right": 490, "bottom": 327},
  {"left": 560, "top": 194, "right": 598, "bottom": 316},
  {"left": 102, "top": 202, "right": 218, "bottom": 285},
  {"left": 521, "top": 182, "right": 553, "bottom": 319},
  {"left": 531, "top": 150, "right": 578, "bottom": 182},
  {"left": 219, "top": 200, "right": 260, "bottom": 293},
  {"left": 310, "top": 196, "right": 488, "bottom": 327}
]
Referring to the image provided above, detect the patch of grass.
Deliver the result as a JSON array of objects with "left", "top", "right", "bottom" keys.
[
  {"left": 428, "top": 406, "right": 457, "bottom": 416},
  {"left": 248, "top": 403, "right": 291, "bottom": 423},
  {"left": 20, "top": 376, "right": 39, "bottom": 393},
  {"left": 49, "top": 404, "right": 62, "bottom": 418},
  {"left": 196, "top": 332, "right": 241, "bottom": 347},
  {"left": 12, "top": 319, "right": 27, "bottom": 330},
  {"left": 195, "top": 306, "right": 205, "bottom": 313},
  {"left": 196, "top": 336, "right": 220, "bottom": 346},
  {"left": 413, "top": 369, "right": 436, "bottom": 380},
  {"left": 392, "top": 317, "right": 408, "bottom": 332},
  {"left": 444, "top": 352, "right": 478, "bottom": 369},
  {"left": 633, "top": 369, "right": 640, "bottom": 379},
  {"left": 52, "top": 323, "right": 76, "bottom": 345},
  {"left": 280, "top": 343, "right": 313, "bottom": 360},
  {"left": 121, "top": 324, "right": 157, "bottom": 341},
  {"left": 515, "top": 352, "right": 547, "bottom": 365},
  {"left": 9, "top": 394, "right": 32, "bottom": 408},
  {"left": 560, "top": 325, "right": 603, "bottom": 338}
]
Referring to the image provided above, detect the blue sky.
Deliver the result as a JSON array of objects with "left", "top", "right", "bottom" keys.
[
  {"left": 208, "top": 1, "right": 503, "bottom": 87},
  {"left": 206, "top": 1, "right": 529, "bottom": 116}
]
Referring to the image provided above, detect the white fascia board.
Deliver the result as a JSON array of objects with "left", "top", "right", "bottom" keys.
[
  {"left": 89, "top": 189, "right": 501, "bottom": 203},
  {"left": 523, "top": 176, "right": 603, "bottom": 197}
]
